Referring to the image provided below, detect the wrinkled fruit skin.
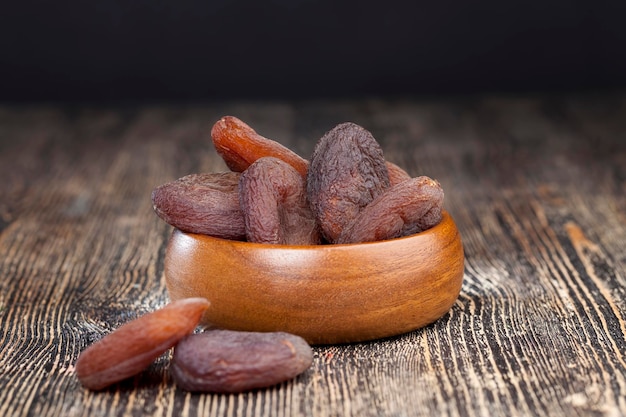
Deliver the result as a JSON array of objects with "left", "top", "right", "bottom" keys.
[
  {"left": 211, "top": 116, "right": 309, "bottom": 177},
  {"left": 152, "top": 118, "right": 445, "bottom": 245},
  {"left": 386, "top": 161, "right": 411, "bottom": 186},
  {"left": 239, "top": 157, "right": 321, "bottom": 245},
  {"left": 151, "top": 172, "right": 246, "bottom": 240},
  {"left": 171, "top": 330, "right": 313, "bottom": 393},
  {"left": 75, "top": 298, "right": 210, "bottom": 391},
  {"left": 307, "top": 122, "right": 390, "bottom": 243},
  {"left": 337, "top": 176, "right": 444, "bottom": 243}
]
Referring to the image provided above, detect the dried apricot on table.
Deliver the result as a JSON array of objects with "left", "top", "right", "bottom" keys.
[
  {"left": 75, "top": 298, "right": 210, "bottom": 391},
  {"left": 171, "top": 330, "right": 313, "bottom": 393}
]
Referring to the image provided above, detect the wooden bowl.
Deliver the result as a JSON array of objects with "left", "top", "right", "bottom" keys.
[{"left": 164, "top": 211, "right": 464, "bottom": 345}]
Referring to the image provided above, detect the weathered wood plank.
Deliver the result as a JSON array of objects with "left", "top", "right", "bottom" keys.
[{"left": 0, "top": 95, "right": 625, "bottom": 417}]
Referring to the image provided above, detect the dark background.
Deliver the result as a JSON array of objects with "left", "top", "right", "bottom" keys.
[{"left": 1, "top": 0, "right": 626, "bottom": 103}]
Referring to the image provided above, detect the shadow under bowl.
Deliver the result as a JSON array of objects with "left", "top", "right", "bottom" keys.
[{"left": 164, "top": 211, "right": 464, "bottom": 345}]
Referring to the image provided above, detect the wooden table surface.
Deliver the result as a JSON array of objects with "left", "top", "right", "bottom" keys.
[{"left": 1, "top": 94, "right": 625, "bottom": 417}]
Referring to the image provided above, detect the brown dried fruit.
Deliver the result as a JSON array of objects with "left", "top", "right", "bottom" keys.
[
  {"left": 239, "top": 157, "right": 320, "bottom": 245},
  {"left": 171, "top": 330, "right": 313, "bottom": 393},
  {"left": 336, "top": 176, "right": 444, "bottom": 244},
  {"left": 307, "top": 122, "right": 390, "bottom": 243},
  {"left": 151, "top": 172, "right": 245, "bottom": 240},
  {"left": 75, "top": 298, "right": 210, "bottom": 391},
  {"left": 211, "top": 116, "right": 309, "bottom": 177},
  {"left": 386, "top": 161, "right": 411, "bottom": 186}
]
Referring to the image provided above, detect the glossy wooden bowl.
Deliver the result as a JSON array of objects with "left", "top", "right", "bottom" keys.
[{"left": 164, "top": 211, "right": 464, "bottom": 345}]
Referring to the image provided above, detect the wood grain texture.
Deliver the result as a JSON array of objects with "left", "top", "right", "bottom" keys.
[{"left": 0, "top": 95, "right": 625, "bottom": 416}]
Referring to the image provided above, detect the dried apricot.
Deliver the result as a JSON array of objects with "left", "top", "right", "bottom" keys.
[
  {"left": 337, "top": 176, "right": 444, "bottom": 243},
  {"left": 171, "top": 330, "right": 313, "bottom": 393},
  {"left": 75, "top": 298, "right": 210, "bottom": 390},
  {"left": 211, "top": 116, "right": 309, "bottom": 177},
  {"left": 307, "top": 122, "right": 390, "bottom": 243},
  {"left": 386, "top": 161, "right": 411, "bottom": 185},
  {"left": 239, "top": 157, "right": 320, "bottom": 244},
  {"left": 151, "top": 172, "right": 245, "bottom": 240}
]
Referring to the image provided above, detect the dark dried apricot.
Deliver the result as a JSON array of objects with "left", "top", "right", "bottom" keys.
[
  {"left": 336, "top": 176, "right": 444, "bottom": 243},
  {"left": 151, "top": 172, "right": 245, "bottom": 240},
  {"left": 239, "top": 157, "right": 320, "bottom": 245},
  {"left": 171, "top": 330, "right": 313, "bottom": 393},
  {"left": 307, "top": 122, "right": 390, "bottom": 243}
]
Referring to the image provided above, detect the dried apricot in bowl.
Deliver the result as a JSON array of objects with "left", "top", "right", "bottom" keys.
[{"left": 164, "top": 211, "right": 464, "bottom": 345}]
